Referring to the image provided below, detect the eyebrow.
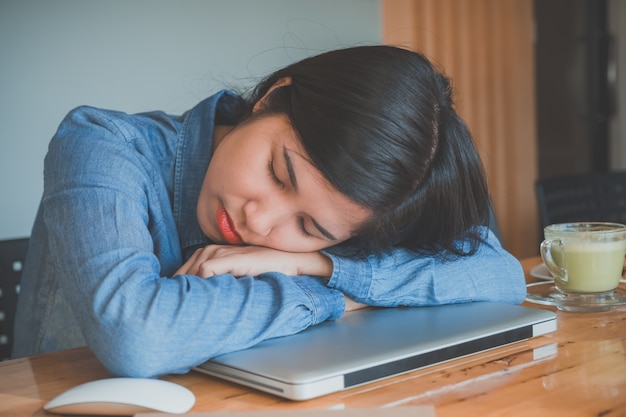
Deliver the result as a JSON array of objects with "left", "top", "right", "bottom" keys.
[{"left": 283, "top": 146, "right": 337, "bottom": 241}]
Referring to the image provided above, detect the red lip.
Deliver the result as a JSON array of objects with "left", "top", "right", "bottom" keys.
[{"left": 217, "top": 207, "right": 243, "bottom": 245}]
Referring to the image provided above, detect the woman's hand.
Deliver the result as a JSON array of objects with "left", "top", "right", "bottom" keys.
[
  {"left": 344, "top": 296, "right": 369, "bottom": 312},
  {"left": 174, "top": 245, "right": 333, "bottom": 278}
]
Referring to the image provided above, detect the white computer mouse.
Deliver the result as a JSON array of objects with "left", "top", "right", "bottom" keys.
[{"left": 43, "top": 377, "right": 196, "bottom": 415}]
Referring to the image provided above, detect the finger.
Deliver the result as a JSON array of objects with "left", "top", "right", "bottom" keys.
[
  {"left": 173, "top": 252, "right": 197, "bottom": 276},
  {"left": 197, "top": 257, "right": 247, "bottom": 278},
  {"left": 196, "top": 262, "right": 218, "bottom": 278},
  {"left": 197, "top": 258, "right": 233, "bottom": 278},
  {"left": 174, "top": 247, "right": 207, "bottom": 276}
]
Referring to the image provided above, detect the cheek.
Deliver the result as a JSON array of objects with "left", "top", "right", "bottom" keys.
[
  {"left": 213, "top": 149, "right": 267, "bottom": 192},
  {"left": 207, "top": 158, "right": 240, "bottom": 194}
]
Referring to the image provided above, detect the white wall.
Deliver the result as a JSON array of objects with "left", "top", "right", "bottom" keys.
[{"left": 0, "top": 0, "right": 381, "bottom": 239}]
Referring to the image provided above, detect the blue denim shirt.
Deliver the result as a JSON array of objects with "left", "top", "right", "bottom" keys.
[{"left": 12, "top": 90, "right": 526, "bottom": 377}]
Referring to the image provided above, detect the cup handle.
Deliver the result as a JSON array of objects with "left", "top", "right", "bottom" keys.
[{"left": 540, "top": 239, "right": 568, "bottom": 285}]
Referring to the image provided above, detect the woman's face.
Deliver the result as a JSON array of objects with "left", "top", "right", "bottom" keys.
[{"left": 197, "top": 114, "right": 371, "bottom": 252}]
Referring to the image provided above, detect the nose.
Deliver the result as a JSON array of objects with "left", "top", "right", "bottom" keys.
[{"left": 242, "top": 199, "right": 288, "bottom": 237}]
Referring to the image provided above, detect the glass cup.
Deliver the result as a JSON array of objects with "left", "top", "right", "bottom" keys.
[{"left": 540, "top": 222, "right": 626, "bottom": 295}]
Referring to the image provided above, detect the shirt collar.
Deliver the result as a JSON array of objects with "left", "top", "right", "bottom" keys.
[{"left": 173, "top": 90, "right": 244, "bottom": 254}]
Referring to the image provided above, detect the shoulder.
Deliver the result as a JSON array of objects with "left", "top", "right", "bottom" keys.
[
  {"left": 44, "top": 106, "right": 179, "bottom": 191},
  {"left": 47, "top": 104, "right": 186, "bottom": 166},
  {"left": 53, "top": 105, "right": 180, "bottom": 146}
]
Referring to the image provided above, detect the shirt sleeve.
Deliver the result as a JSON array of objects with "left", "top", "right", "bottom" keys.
[
  {"left": 325, "top": 229, "right": 527, "bottom": 306},
  {"left": 41, "top": 106, "right": 344, "bottom": 378}
]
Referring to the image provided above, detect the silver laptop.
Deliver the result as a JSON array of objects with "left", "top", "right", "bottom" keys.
[{"left": 195, "top": 302, "right": 557, "bottom": 400}]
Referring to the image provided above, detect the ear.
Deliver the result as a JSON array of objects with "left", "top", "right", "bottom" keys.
[{"left": 253, "top": 77, "right": 292, "bottom": 113}]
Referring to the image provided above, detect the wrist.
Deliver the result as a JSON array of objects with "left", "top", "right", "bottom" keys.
[{"left": 297, "top": 252, "right": 333, "bottom": 277}]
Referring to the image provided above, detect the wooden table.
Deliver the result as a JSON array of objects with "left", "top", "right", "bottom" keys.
[{"left": 2, "top": 257, "right": 626, "bottom": 416}]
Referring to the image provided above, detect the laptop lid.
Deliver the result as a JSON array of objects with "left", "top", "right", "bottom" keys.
[{"left": 195, "top": 302, "right": 557, "bottom": 401}]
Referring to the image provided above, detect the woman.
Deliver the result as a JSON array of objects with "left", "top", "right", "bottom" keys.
[{"left": 12, "top": 45, "right": 526, "bottom": 377}]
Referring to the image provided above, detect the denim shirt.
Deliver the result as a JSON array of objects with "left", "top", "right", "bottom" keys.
[{"left": 12, "top": 90, "right": 526, "bottom": 378}]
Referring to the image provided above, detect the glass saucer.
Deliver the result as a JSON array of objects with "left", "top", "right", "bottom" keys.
[
  {"left": 525, "top": 281, "right": 626, "bottom": 312},
  {"left": 529, "top": 263, "right": 552, "bottom": 280}
]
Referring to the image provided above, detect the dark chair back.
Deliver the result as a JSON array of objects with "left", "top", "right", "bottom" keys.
[
  {"left": 0, "top": 238, "right": 29, "bottom": 361},
  {"left": 535, "top": 172, "right": 626, "bottom": 229}
]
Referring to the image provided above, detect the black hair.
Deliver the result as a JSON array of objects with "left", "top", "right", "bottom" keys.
[{"left": 243, "top": 45, "right": 490, "bottom": 258}]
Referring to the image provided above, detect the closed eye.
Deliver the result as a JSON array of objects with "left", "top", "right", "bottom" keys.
[
  {"left": 298, "top": 216, "right": 313, "bottom": 238},
  {"left": 267, "top": 159, "right": 285, "bottom": 189}
]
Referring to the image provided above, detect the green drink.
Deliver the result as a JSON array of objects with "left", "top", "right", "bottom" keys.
[
  {"left": 550, "top": 241, "right": 625, "bottom": 293},
  {"left": 541, "top": 222, "right": 626, "bottom": 295}
]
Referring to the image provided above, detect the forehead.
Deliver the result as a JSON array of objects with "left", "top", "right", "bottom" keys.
[
  {"left": 250, "top": 114, "right": 372, "bottom": 238},
  {"left": 280, "top": 145, "right": 371, "bottom": 238}
]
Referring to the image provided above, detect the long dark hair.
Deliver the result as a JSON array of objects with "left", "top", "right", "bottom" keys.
[{"left": 241, "top": 45, "right": 490, "bottom": 257}]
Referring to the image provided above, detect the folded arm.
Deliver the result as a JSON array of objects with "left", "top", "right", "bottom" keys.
[
  {"left": 325, "top": 229, "right": 527, "bottom": 306},
  {"left": 182, "top": 228, "right": 526, "bottom": 308}
]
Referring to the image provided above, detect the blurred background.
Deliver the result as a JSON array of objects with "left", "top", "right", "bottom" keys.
[
  {"left": 0, "top": 0, "right": 380, "bottom": 240},
  {"left": 1, "top": 0, "right": 624, "bottom": 259}
]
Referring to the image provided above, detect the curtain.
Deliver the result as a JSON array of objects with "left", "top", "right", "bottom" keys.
[{"left": 383, "top": 0, "right": 539, "bottom": 258}]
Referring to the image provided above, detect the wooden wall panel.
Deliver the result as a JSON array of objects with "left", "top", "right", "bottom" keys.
[{"left": 383, "top": 0, "right": 538, "bottom": 258}]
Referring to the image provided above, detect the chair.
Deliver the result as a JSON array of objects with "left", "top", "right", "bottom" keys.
[
  {"left": 535, "top": 172, "right": 626, "bottom": 229},
  {"left": 0, "top": 237, "right": 29, "bottom": 361}
]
